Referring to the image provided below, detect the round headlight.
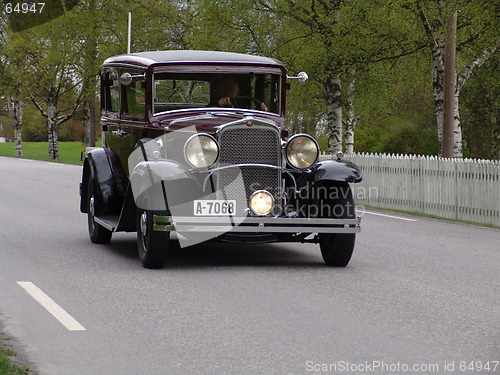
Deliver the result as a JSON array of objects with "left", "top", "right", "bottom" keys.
[
  {"left": 285, "top": 134, "right": 319, "bottom": 169},
  {"left": 249, "top": 190, "right": 274, "bottom": 216},
  {"left": 184, "top": 134, "right": 219, "bottom": 168}
]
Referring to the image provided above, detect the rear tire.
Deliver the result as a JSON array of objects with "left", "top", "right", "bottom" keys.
[
  {"left": 137, "top": 208, "right": 169, "bottom": 269},
  {"left": 87, "top": 179, "right": 112, "bottom": 244},
  {"left": 317, "top": 182, "right": 356, "bottom": 267}
]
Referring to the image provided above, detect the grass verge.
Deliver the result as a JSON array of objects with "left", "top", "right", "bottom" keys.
[
  {"left": 0, "top": 141, "right": 101, "bottom": 165},
  {"left": 0, "top": 339, "right": 29, "bottom": 375}
]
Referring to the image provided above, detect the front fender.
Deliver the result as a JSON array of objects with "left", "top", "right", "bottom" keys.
[
  {"left": 80, "top": 148, "right": 122, "bottom": 214},
  {"left": 295, "top": 159, "right": 362, "bottom": 191},
  {"left": 311, "top": 159, "right": 362, "bottom": 183},
  {"left": 130, "top": 160, "right": 204, "bottom": 211}
]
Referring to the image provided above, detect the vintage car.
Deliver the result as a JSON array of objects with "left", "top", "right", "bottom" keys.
[{"left": 80, "top": 50, "right": 362, "bottom": 268}]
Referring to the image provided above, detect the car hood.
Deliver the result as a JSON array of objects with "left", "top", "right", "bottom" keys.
[{"left": 151, "top": 108, "right": 285, "bottom": 135}]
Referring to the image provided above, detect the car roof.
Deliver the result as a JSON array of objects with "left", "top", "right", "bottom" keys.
[{"left": 102, "top": 50, "right": 285, "bottom": 69}]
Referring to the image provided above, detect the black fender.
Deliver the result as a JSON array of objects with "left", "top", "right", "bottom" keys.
[
  {"left": 129, "top": 159, "right": 205, "bottom": 212},
  {"left": 80, "top": 148, "right": 124, "bottom": 215},
  {"left": 291, "top": 160, "right": 361, "bottom": 213},
  {"left": 311, "top": 159, "right": 362, "bottom": 183},
  {"left": 296, "top": 159, "right": 362, "bottom": 190}
]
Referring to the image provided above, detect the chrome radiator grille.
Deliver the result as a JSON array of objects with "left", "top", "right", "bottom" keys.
[{"left": 216, "top": 124, "right": 281, "bottom": 215}]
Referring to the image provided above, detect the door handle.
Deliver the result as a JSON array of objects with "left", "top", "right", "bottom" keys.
[{"left": 112, "top": 129, "right": 128, "bottom": 137}]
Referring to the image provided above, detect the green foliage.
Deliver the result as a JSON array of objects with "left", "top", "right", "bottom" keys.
[
  {"left": 0, "top": 0, "right": 497, "bottom": 158},
  {"left": 460, "top": 57, "right": 500, "bottom": 159},
  {"left": 0, "top": 340, "right": 29, "bottom": 375}
]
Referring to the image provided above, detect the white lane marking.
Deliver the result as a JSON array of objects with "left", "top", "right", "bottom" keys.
[
  {"left": 361, "top": 210, "right": 418, "bottom": 222},
  {"left": 17, "top": 282, "right": 86, "bottom": 331}
]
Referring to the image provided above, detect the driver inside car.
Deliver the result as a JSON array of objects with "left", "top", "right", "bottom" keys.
[{"left": 214, "top": 76, "right": 267, "bottom": 111}]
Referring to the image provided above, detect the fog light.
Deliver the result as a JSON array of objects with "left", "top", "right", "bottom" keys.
[{"left": 249, "top": 190, "right": 274, "bottom": 216}]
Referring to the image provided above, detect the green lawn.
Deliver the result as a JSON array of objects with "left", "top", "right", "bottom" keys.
[{"left": 0, "top": 141, "right": 102, "bottom": 165}]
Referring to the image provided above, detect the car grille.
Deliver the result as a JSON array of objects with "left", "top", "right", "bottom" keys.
[{"left": 216, "top": 124, "right": 281, "bottom": 216}]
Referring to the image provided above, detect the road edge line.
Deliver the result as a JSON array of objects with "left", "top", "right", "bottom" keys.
[{"left": 17, "top": 282, "right": 86, "bottom": 331}]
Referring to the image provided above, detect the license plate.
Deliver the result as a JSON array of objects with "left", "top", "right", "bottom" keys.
[{"left": 194, "top": 200, "right": 236, "bottom": 216}]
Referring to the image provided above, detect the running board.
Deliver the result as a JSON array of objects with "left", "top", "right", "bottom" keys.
[{"left": 94, "top": 215, "right": 120, "bottom": 232}]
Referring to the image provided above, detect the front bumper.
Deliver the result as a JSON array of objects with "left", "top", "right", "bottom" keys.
[{"left": 153, "top": 215, "right": 361, "bottom": 234}]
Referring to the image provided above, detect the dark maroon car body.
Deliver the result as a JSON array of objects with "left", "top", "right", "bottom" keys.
[{"left": 80, "top": 50, "right": 361, "bottom": 268}]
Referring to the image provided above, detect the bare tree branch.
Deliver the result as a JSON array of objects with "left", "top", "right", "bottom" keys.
[{"left": 30, "top": 94, "right": 48, "bottom": 118}]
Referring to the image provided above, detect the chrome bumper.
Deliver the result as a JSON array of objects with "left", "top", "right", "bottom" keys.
[{"left": 153, "top": 216, "right": 361, "bottom": 234}]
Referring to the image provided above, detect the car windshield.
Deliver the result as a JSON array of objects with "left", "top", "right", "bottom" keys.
[{"left": 153, "top": 73, "right": 281, "bottom": 115}]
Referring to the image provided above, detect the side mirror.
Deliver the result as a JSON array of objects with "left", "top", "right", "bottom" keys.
[
  {"left": 120, "top": 73, "right": 133, "bottom": 86},
  {"left": 287, "top": 71, "right": 308, "bottom": 84},
  {"left": 120, "top": 72, "right": 145, "bottom": 86}
]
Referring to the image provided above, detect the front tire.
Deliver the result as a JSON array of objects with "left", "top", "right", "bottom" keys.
[
  {"left": 87, "top": 179, "right": 112, "bottom": 244},
  {"left": 137, "top": 208, "right": 169, "bottom": 269},
  {"left": 317, "top": 182, "right": 356, "bottom": 267}
]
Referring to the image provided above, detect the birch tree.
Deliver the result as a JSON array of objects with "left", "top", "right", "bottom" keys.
[
  {"left": 453, "top": 41, "right": 499, "bottom": 157},
  {"left": 66, "top": 0, "right": 196, "bottom": 148},
  {"left": 343, "top": 69, "right": 358, "bottom": 154},
  {"left": 1, "top": 25, "right": 25, "bottom": 157},
  {"left": 3, "top": 15, "right": 82, "bottom": 159},
  {"left": 410, "top": 0, "right": 499, "bottom": 157},
  {"left": 31, "top": 84, "right": 81, "bottom": 160},
  {"left": 9, "top": 96, "right": 24, "bottom": 156},
  {"left": 74, "top": 0, "right": 99, "bottom": 148},
  {"left": 255, "top": 0, "right": 424, "bottom": 153},
  {"left": 257, "top": 0, "right": 347, "bottom": 152}
]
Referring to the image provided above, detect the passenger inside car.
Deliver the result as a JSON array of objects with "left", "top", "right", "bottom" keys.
[
  {"left": 214, "top": 76, "right": 267, "bottom": 111},
  {"left": 214, "top": 76, "right": 240, "bottom": 107}
]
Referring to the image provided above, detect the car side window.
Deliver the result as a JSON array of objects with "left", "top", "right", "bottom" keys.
[
  {"left": 256, "top": 74, "right": 281, "bottom": 114},
  {"left": 101, "top": 70, "right": 120, "bottom": 113},
  {"left": 123, "top": 70, "right": 146, "bottom": 116}
]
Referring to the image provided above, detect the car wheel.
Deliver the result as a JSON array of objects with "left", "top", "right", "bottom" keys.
[
  {"left": 87, "top": 179, "right": 112, "bottom": 244},
  {"left": 318, "top": 183, "right": 356, "bottom": 267},
  {"left": 137, "top": 208, "right": 169, "bottom": 269}
]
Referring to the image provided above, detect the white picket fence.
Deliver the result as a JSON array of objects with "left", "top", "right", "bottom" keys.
[{"left": 320, "top": 153, "right": 500, "bottom": 227}]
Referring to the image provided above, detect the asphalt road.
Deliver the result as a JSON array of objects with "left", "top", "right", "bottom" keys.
[{"left": 0, "top": 156, "right": 499, "bottom": 375}]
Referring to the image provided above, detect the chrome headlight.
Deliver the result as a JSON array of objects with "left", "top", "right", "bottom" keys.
[
  {"left": 285, "top": 134, "right": 319, "bottom": 169},
  {"left": 248, "top": 190, "right": 274, "bottom": 216},
  {"left": 184, "top": 134, "right": 219, "bottom": 168}
]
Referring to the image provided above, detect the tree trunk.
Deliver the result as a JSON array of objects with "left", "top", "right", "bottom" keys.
[
  {"left": 82, "top": 0, "right": 98, "bottom": 148},
  {"left": 48, "top": 120, "right": 59, "bottom": 160},
  {"left": 344, "top": 70, "right": 357, "bottom": 154},
  {"left": 453, "top": 91, "right": 463, "bottom": 158},
  {"left": 442, "top": 10, "right": 457, "bottom": 158},
  {"left": 416, "top": 1, "right": 446, "bottom": 155},
  {"left": 83, "top": 99, "right": 96, "bottom": 147},
  {"left": 31, "top": 85, "right": 81, "bottom": 161},
  {"left": 417, "top": 2, "right": 498, "bottom": 158},
  {"left": 325, "top": 74, "right": 343, "bottom": 153},
  {"left": 47, "top": 89, "right": 59, "bottom": 160},
  {"left": 431, "top": 37, "right": 445, "bottom": 154},
  {"left": 10, "top": 97, "right": 24, "bottom": 157}
]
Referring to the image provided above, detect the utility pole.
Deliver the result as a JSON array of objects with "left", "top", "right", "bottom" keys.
[
  {"left": 442, "top": 10, "right": 457, "bottom": 158},
  {"left": 128, "top": 12, "right": 132, "bottom": 54}
]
